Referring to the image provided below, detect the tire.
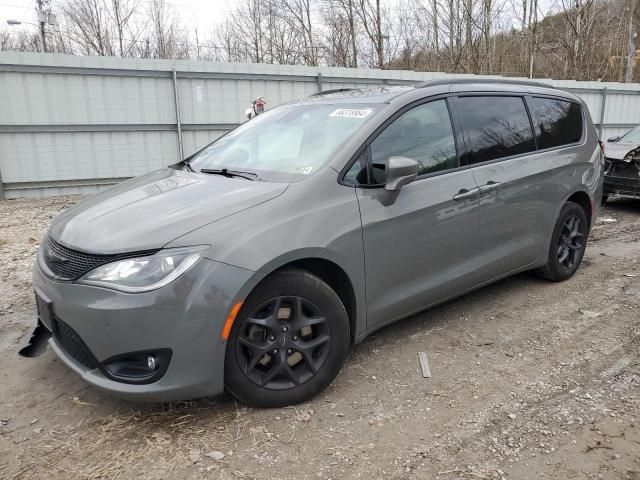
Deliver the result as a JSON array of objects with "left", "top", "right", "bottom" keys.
[
  {"left": 602, "top": 195, "right": 608, "bottom": 204},
  {"left": 225, "top": 268, "right": 350, "bottom": 407},
  {"left": 535, "top": 201, "right": 589, "bottom": 282}
]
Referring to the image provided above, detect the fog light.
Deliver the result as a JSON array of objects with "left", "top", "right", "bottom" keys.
[
  {"left": 147, "top": 355, "right": 157, "bottom": 370},
  {"left": 101, "top": 349, "right": 171, "bottom": 384}
]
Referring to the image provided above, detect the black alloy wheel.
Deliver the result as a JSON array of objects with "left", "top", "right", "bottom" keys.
[
  {"left": 225, "top": 268, "right": 350, "bottom": 407},
  {"left": 235, "top": 296, "right": 331, "bottom": 389},
  {"left": 536, "top": 201, "right": 589, "bottom": 282},
  {"left": 556, "top": 214, "right": 584, "bottom": 270}
]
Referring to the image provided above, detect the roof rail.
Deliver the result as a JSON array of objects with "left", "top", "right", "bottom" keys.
[
  {"left": 311, "top": 88, "right": 357, "bottom": 96},
  {"left": 415, "top": 78, "right": 555, "bottom": 89}
]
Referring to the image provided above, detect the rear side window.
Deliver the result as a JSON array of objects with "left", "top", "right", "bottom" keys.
[
  {"left": 457, "top": 96, "right": 535, "bottom": 164},
  {"left": 528, "top": 97, "right": 583, "bottom": 149}
]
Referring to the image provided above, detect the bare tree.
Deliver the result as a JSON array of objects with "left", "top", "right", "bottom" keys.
[
  {"left": 625, "top": 0, "right": 639, "bottom": 81},
  {"left": 107, "top": 0, "right": 140, "bottom": 57},
  {"left": 62, "top": 0, "right": 114, "bottom": 55},
  {"left": 0, "top": 29, "right": 12, "bottom": 51},
  {"left": 146, "top": 0, "right": 189, "bottom": 59},
  {"left": 278, "top": 0, "right": 318, "bottom": 65},
  {"left": 0, "top": 0, "right": 637, "bottom": 82},
  {"left": 351, "top": 0, "right": 387, "bottom": 67},
  {"left": 324, "top": 0, "right": 359, "bottom": 66}
]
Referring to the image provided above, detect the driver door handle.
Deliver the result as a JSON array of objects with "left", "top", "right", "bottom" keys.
[
  {"left": 478, "top": 181, "right": 501, "bottom": 194},
  {"left": 453, "top": 187, "right": 480, "bottom": 201}
]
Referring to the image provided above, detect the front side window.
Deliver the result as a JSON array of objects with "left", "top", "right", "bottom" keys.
[
  {"left": 188, "top": 103, "right": 382, "bottom": 182},
  {"left": 367, "top": 99, "right": 458, "bottom": 184},
  {"left": 457, "top": 96, "right": 535, "bottom": 164},
  {"left": 528, "top": 97, "right": 583, "bottom": 149}
]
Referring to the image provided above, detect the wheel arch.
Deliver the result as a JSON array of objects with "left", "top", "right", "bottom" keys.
[
  {"left": 565, "top": 189, "right": 593, "bottom": 230},
  {"left": 248, "top": 254, "right": 360, "bottom": 343},
  {"left": 537, "top": 187, "right": 594, "bottom": 268}
]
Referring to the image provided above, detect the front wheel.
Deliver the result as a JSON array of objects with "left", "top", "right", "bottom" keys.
[
  {"left": 225, "top": 268, "right": 350, "bottom": 407},
  {"left": 535, "top": 201, "right": 588, "bottom": 282}
]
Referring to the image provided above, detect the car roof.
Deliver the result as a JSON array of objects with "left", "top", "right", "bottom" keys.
[
  {"left": 294, "top": 86, "right": 415, "bottom": 105},
  {"left": 296, "top": 79, "right": 580, "bottom": 105}
]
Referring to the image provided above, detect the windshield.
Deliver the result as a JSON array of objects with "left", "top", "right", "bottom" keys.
[
  {"left": 619, "top": 125, "right": 640, "bottom": 143},
  {"left": 188, "top": 103, "right": 382, "bottom": 182}
]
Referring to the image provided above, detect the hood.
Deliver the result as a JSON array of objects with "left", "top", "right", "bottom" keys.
[
  {"left": 49, "top": 168, "right": 288, "bottom": 254},
  {"left": 604, "top": 141, "right": 640, "bottom": 161}
]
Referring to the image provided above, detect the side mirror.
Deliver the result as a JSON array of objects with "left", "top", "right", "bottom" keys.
[
  {"left": 607, "top": 136, "right": 620, "bottom": 142},
  {"left": 384, "top": 156, "right": 419, "bottom": 191}
]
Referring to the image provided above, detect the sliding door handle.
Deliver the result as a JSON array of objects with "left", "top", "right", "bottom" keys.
[{"left": 453, "top": 188, "right": 479, "bottom": 201}]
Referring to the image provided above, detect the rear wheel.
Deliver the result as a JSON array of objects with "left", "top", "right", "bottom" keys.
[
  {"left": 535, "top": 201, "right": 588, "bottom": 282},
  {"left": 225, "top": 268, "right": 350, "bottom": 407}
]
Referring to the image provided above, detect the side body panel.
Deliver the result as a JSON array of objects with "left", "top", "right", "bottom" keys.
[
  {"left": 469, "top": 149, "right": 584, "bottom": 276},
  {"left": 454, "top": 93, "right": 603, "bottom": 279},
  {"left": 356, "top": 170, "right": 481, "bottom": 329},
  {"left": 167, "top": 167, "right": 368, "bottom": 339}
]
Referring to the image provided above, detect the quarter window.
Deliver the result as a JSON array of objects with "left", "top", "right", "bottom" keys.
[
  {"left": 528, "top": 97, "right": 583, "bottom": 149},
  {"left": 367, "top": 99, "right": 458, "bottom": 184},
  {"left": 457, "top": 96, "right": 535, "bottom": 164},
  {"left": 343, "top": 152, "right": 368, "bottom": 185}
]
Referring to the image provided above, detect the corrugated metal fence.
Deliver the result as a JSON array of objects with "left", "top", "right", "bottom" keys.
[{"left": 1, "top": 52, "right": 640, "bottom": 198}]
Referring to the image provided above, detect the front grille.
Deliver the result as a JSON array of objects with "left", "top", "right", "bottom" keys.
[
  {"left": 43, "top": 236, "right": 158, "bottom": 280},
  {"left": 53, "top": 317, "right": 99, "bottom": 370}
]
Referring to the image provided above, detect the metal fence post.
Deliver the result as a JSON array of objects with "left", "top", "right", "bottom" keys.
[
  {"left": 317, "top": 72, "right": 323, "bottom": 92},
  {"left": 172, "top": 69, "right": 184, "bottom": 160},
  {"left": 598, "top": 87, "right": 607, "bottom": 139}
]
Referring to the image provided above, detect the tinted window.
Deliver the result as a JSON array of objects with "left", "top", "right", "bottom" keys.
[
  {"left": 457, "top": 96, "right": 535, "bottom": 164},
  {"left": 368, "top": 99, "right": 457, "bottom": 183},
  {"left": 528, "top": 97, "right": 583, "bottom": 149}
]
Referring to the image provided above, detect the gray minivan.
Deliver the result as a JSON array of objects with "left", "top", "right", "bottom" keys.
[{"left": 23, "top": 80, "right": 604, "bottom": 407}]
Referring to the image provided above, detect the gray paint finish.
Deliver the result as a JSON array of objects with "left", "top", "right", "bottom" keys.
[
  {"left": 51, "top": 168, "right": 288, "bottom": 254},
  {"left": 357, "top": 169, "right": 481, "bottom": 329},
  {"left": 28, "top": 82, "right": 603, "bottom": 402},
  {"left": 32, "top": 253, "right": 259, "bottom": 401}
]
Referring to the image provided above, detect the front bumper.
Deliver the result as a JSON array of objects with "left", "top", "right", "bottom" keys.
[
  {"left": 29, "top": 255, "right": 258, "bottom": 402},
  {"left": 604, "top": 174, "right": 640, "bottom": 199}
]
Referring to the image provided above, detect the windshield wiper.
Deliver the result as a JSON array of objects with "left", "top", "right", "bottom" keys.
[{"left": 199, "top": 168, "right": 259, "bottom": 181}]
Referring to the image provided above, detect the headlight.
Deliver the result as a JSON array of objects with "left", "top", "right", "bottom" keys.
[
  {"left": 79, "top": 246, "right": 207, "bottom": 293},
  {"left": 623, "top": 148, "right": 640, "bottom": 162}
]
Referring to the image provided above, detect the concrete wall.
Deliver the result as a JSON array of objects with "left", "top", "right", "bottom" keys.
[{"left": 2, "top": 52, "right": 640, "bottom": 198}]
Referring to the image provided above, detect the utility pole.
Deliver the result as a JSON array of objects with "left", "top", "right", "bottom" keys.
[
  {"left": 433, "top": 0, "right": 439, "bottom": 51},
  {"left": 625, "top": 0, "right": 638, "bottom": 83},
  {"left": 348, "top": 0, "right": 357, "bottom": 67},
  {"left": 36, "top": 0, "right": 48, "bottom": 53},
  {"left": 376, "top": 0, "right": 383, "bottom": 68},
  {"left": 528, "top": 0, "right": 538, "bottom": 78}
]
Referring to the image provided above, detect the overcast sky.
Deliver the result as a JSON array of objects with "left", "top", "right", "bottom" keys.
[
  {"left": 1, "top": 0, "right": 558, "bottom": 43},
  {"left": 0, "top": 0, "right": 242, "bottom": 34}
]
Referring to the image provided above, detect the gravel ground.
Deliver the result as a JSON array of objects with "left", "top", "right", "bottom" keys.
[{"left": 0, "top": 195, "right": 639, "bottom": 480}]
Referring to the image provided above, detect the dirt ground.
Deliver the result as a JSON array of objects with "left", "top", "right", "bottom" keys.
[{"left": 0, "top": 195, "right": 639, "bottom": 480}]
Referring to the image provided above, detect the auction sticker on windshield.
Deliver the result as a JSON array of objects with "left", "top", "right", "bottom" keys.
[{"left": 329, "top": 108, "right": 373, "bottom": 118}]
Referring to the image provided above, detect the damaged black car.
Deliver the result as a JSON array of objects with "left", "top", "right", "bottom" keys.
[{"left": 604, "top": 125, "right": 640, "bottom": 201}]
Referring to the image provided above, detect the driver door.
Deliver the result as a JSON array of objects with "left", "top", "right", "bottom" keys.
[{"left": 355, "top": 98, "right": 483, "bottom": 330}]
